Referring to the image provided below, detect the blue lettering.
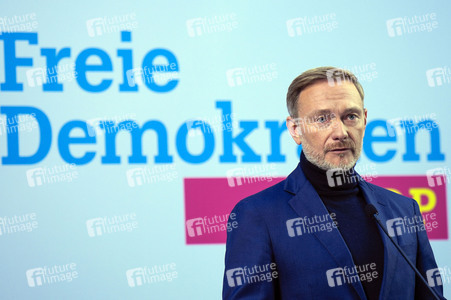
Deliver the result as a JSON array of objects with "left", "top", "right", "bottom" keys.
[
  {"left": 75, "top": 48, "right": 113, "bottom": 92},
  {"left": 401, "top": 120, "right": 445, "bottom": 161},
  {"left": 1, "top": 106, "right": 51, "bottom": 164},
  {"left": 363, "top": 120, "right": 397, "bottom": 162},
  {"left": 100, "top": 120, "right": 173, "bottom": 164},
  {"left": 141, "top": 48, "right": 179, "bottom": 93},
  {"left": 41, "top": 47, "right": 71, "bottom": 91},
  {"left": 0, "top": 103, "right": 445, "bottom": 165},
  {"left": 58, "top": 121, "right": 96, "bottom": 164},
  {"left": 265, "top": 121, "right": 287, "bottom": 162},
  {"left": 118, "top": 31, "right": 136, "bottom": 92},
  {"left": 0, "top": 32, "right": 37, "bottom": 91},
  {"left": 0, "top": 31, "right": 179, "bottom": 93},
  {"left": 216, "top": 101, "right": 261, "bottom": 162},
  {"left": 176, "top": 121, "right": 214, "bottom": 163}
]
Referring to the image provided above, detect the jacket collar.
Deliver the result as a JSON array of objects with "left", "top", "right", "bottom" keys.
[
  {"left": 284, "top": 163, "right": 367, "bottom": 299},
  {"left": 284, "top": 163, "right": 399, "bottom": 299},
  {"left": 359, "top": 180, "right": 399, "bottom": 299}
]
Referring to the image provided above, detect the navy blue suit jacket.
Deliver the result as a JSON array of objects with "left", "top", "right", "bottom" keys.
[{"left": 223, "top": 163, "right": 445, "bottom": 299}]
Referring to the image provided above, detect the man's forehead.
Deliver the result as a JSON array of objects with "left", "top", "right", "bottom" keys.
[
  {"left": 300, "top": 81, "right": 361, "bottom": 101},
  {"left": 297, "top": 81, "right": 363, "bottom": 112}
]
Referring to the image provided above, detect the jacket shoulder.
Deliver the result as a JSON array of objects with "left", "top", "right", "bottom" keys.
[
  {"left": 364, "top": 181, "right": 417, "bottom": 209},
  {"left": 232, "top": 179, "right": 289, "bottom": 213}
]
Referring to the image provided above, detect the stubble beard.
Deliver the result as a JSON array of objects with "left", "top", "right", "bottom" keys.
[{"left": 301, "top": 139, "right": 362, "bottom": 171}]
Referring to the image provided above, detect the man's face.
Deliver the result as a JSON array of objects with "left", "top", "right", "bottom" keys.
[{"left": 286, "top": 80, "right": 367, "bottom": 170}]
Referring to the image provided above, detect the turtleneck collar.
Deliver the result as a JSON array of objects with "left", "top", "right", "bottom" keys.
[{"left": 300, "top": 151, "right": 359, "bottom": 197}]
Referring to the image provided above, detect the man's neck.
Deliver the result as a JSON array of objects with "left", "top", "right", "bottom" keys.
[{"left": 300, "top": 151, "right": 358, "bottom": 194}]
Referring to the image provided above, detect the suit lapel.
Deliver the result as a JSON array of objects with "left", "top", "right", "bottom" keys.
[
  {"left": 358, "top": 180, "right": 399, "bottom": 299},
  {"left": 285, "top": 164, "right": 367, "bottom": 300}
]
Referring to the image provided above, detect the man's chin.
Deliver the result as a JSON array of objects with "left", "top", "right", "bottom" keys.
[
  {"left": 325, "top": 155, "right": 356, "bottom": 170},
  {"left": 327, "top": 162, "right": 355, "bottom": 171},
  {"left": 302, "top": 147, "right": 358, "bottom": 171}
]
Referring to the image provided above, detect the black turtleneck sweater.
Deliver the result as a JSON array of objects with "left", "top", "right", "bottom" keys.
[{"left": 300, "top": 152, "right": 384, "bottom": 299}]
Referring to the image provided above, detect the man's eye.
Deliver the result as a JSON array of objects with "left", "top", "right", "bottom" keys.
[
  {"left": 316, "top": 116, "right": 327, "bottom": 123},
  {"left": 347, "top": 114, "right": 358, "bottom": 120}
]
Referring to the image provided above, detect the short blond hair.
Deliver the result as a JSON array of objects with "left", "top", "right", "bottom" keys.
[{"left": 286, "top": 66, "right": 364, "bottom": 117}]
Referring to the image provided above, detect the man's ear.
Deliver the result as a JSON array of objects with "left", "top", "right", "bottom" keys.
[
  {"left": 361, "top": 108, "right": 368, "bottom": 139},
  {"left": 364, "top": 108, "right": 368, "bottom": 127},
  {"left": 286, "top": 116, "right": 302, "bottom": 145}
]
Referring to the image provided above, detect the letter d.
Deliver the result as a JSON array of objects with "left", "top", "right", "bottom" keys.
[{"left": 1, "top": 106, "right": 51, "bottom": 164}]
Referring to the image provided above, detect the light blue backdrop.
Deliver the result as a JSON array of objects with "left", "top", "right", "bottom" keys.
[{"left": 0, "top": 1, "right": 450, "bottom": 299}]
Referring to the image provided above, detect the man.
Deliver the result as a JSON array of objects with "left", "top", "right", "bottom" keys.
[{"left": 222, "top": 67, "right": 445, "bottom": 299}]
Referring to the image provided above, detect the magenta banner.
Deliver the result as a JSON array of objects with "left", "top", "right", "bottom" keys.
[{"left": 185, "top": 175, "right": 448, "bottom": 244}]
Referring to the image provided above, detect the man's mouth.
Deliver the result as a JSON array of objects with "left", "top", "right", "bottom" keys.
[{"left": 328, "top": 148, "right": 351, "bottom": 153}]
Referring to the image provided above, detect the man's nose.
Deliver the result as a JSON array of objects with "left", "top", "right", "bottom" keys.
[{"left": 330, "top": 119, "right": 348, "bottom": 141}]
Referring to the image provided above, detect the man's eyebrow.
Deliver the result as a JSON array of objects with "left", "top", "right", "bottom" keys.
[
  {"left": 343, "top": 107, "right": 364, "bottom": 115},
  {"left": 307, "top": 109, "right": 332, "bottom": 117},
  {"left": 306, "top": 107, "right": 363, "bottom": 118}
]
